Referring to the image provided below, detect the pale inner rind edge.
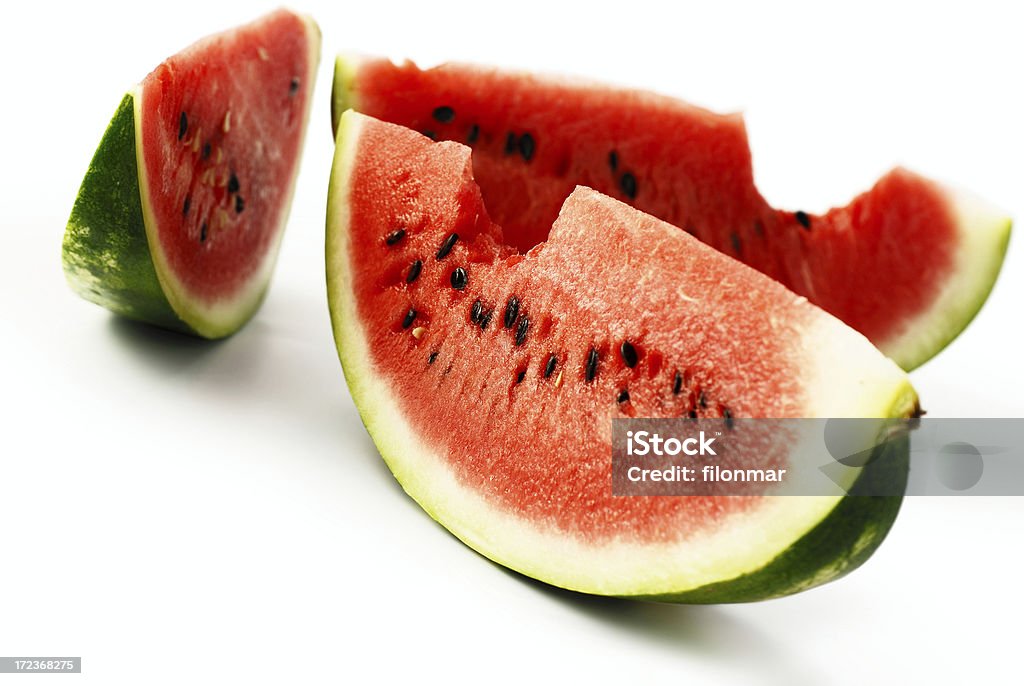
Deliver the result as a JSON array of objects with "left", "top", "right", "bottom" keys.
[{"left": 877, "top": 188, "right": 1012, "bottom": 370}]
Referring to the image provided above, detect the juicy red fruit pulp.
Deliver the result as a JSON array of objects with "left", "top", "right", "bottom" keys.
[
  {"left": 138, "top": 10, "right": 313, "bottom": 301},
  {"left": 348, "top": 60, "right": 958, "bottom": 349},
  {"left": 343, "top": 117, "right": 819, "bottom": 543}
]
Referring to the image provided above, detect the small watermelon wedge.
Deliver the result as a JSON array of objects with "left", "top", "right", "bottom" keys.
[
  {"left": 63, "top": 10, "right": 320, "bottom": 338},
  {"left": 331, "top": 56, "right": 1011, "bottom": 370},
  {"left": 326, "top": 110, "right": 919, "bottom": 602}
]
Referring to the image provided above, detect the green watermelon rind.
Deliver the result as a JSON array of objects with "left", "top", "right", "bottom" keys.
[
  {"left": 329, "top": 54, "right": 1012, "bottom": 372},
  {"left": 62, "top": 15, "right": 321, "bottom": 339},
  {"left": 63, "top": 94, "right": 193, "bottom": 334},
  {"left": 636, "top": 432, "right": 910, "bottom": 603},
  {"left": 327, "top": 110, "right": 917, "bottom": 603},
  {"left": 330, "top": 53, "right": 363, "bottom": 138}
]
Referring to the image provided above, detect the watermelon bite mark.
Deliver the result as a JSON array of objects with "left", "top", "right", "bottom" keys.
[{"left": 327, "top": 111, "right": 919, "bottom": 601}]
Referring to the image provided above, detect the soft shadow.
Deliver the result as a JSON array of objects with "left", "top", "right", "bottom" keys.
[
  {"left": 492, "top": 566, "right": 822, "bottom": 684},
  {"left": 103, "top": 296, "right": 398, "bottom": 481},
  {"left": 106, "top": 316, "right": 225, "bottom": 371}
]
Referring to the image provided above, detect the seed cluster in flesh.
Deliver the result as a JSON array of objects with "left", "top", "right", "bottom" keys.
[
  {"left": 422, "top": 104, "right": 548, "bottom": 167},
  {"left": 175, "top": 106, "right": 253, "bottom": 247},
  {"left": 380, "top": 221, "right": 736, "bottom": 422},
  {"left": 412, "top": 104, "right": 826, "bottom": 264},
  {"left": 419, "top": 104, "right": 655, "bottom": 211},
  {"left": 401, "top": 97, "right": 831, "bottom": 274}
]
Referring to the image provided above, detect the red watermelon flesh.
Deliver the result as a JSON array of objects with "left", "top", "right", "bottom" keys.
[
  {"left": 135, "top": 9, "right": 319, "bottom": 326},
  {"left": 327, "top": 111, "right": 918, "bottom": 599},
  {"left": 332, "top": 57, "right": 1011, "bottom": 370},
  {"left": 137, "top": 10, "right": 316, "bottom": 302}
]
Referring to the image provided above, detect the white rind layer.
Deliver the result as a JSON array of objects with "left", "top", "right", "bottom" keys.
[
  {"left": 326, "top": 111, "right": 917, "bottom": 597},
  {"left": 802, "top": 312, "right": 918, "bottom": 419},
  {"left": 135, "top": 14, "right": 321, "bottom": 339}
]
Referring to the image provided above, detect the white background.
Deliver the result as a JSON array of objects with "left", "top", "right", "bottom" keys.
[{"left": 1, "top": 1, "right": 1022, "bottom": 683}]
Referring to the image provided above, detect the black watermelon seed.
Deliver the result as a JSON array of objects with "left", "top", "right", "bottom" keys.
[
  {"left": 202, "top": 142, "right": 211, "bottom": 160},
  {"left": 228, "top": 172, "right": 239, "bottom": 194},
  {"left": 617, "top": 389, "right": 630, "bottom": 404},
  {"left": 178, "top": 112, "right": 188, "bottom": 140},
  {"left": 386, "top": 228, "right": 406, "bottom": 246},
  {"left": 723, "top": 408, "right": 734, "bottom": 429},
  {"left": 450, "top": 267, "right": 468, "bottom": 290},
  {"left": 436, "top": 233, "right": 458, "bottom": 260},
  {"left": 688, "top": 409, "right": 698, "bottom": 419},
  {"left": 518, "top": 133, "right": 535, "bottom": 162},
  {"left": 503, "top": 296, "right": 519, "bottom": 328},
  {"left": 514, "top": 317, "right": 530, "bottom": 346},
  {"left": 402, "top": 308, "right": 416, "bottom": 329},
  {"left": 407, "top": 259, "right": 423, "bottom": 284},
  {"left": 795, "top": 211, "right": 811, "bottom": 229},
  {"left": 428, "top": 351, "right": 439, "bottom": 365},
  {"left": 470, "top": 299, "right": 483, "bottom": 323},
  {"left": 479, "top": 309, "right": 493, "bottom": 330},
  {"left": 467, "top": 124, "right": 480, "bottom": 145},
  {"left": 699, "top": 389, "right": 707, "bottom": 409},
  {"left": 730, "top": 232, "right": 742, "bottom": 255},
  {"left": 290, "top": 77, "right": 300, "bottom": 95},
  {"left": 182, "top": 195, "right": 191, "bottom": 217},
  {"left": 432, "top": 106, "right": 455, "bottom": 124},
  {"left": 199, "top": 222, "right": 207, "bottom": 243},
  {"left": 235, "top": 195, "right": 245, "bottom": 214},
  {"left": 753, "top": 218, "right": 765, "bottom": 236},
  {"left": 608, "top": 150, "right": 618, "bottom": 172},
  {"left": 620, "top": 172, "right": 637, "bottom": 199},
  {"left": 672, "top": 371, "right": 683, "bottom": 395},
  {"left": 504, "top": 132, "right": 518, "bottom": 155},
  {"left": 585, "top": 348, "right": 599, "bottom": 383},
  {"left": 515, "top": 370, "right": 526, "bottom": 385},
  {"left": 544, "top": 354, "right": 557, "bottom": 378},
  {"left": 620, "top": 341, "right": 638, "bottom": 368},
  {"left": 422, "top": 130, "right": 437, "bottom": 141}
]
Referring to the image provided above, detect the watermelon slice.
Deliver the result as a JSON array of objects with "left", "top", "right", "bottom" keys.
[
  {"left": 62, "top": 10, "right": 320, "bottom": 338},
  {"left": 326, "top": 110, "right": 920, "bottom": 602},
  {"left": 331, "top": 56, "right": 1011, "bottom": 370}
]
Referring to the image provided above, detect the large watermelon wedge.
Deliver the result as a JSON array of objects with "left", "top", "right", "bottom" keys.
[
  {"left": 326, "top": 110, "right": 919, "bottom": 602},
  {"left": 62, "top": 10, "right": 320, "bottom": 338},
  {"left": 331, "top": 56, "right": 1011, "bottom": 370}
]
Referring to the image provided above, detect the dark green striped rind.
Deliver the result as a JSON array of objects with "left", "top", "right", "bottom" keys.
[
  {"left": 62, "top": 94, "right": 193, "bottom": 334},
  {"left": 634, "top": 434, "right": 909, "bottom": 604}
]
